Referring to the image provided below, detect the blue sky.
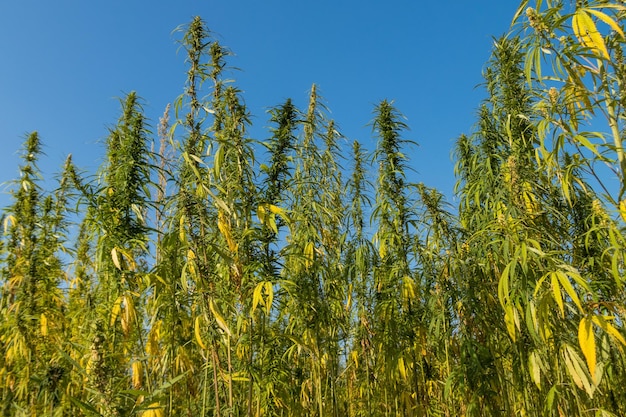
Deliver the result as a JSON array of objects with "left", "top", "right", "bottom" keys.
[{"left": 0, "top": 1, "right": 519, "bottom": 210}]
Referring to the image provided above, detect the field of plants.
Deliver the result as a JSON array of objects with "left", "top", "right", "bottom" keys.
[{"left": 1, "top": 1, "right": 625, "bottom": 416}]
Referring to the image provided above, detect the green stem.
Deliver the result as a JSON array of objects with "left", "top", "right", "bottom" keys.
[{"left": 607, "top": 99, "right": 625, "bottom": 201}]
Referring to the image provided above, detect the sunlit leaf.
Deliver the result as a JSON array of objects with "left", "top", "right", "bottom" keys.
[
  {"left": 194, "top": 315, "right": 207, "bottom": 350},
  {"left": 556, "top": 271, "right": 584, "bottom": 313},
  {"left": 110, "top": 296, "right": 123, "bottom": 327},
  {"left": 111, "top": 247, "right": 122, "bottom": 270},
  {"left": 592, "top": 315, "right": 626, "bottom": 346},
  {"left": 578, "top": 317, "right": 596, "bottom": 379},
  {"left": 585, "top": 8, "right": 624, "bottom": 39},
  {"left": 209, "top": 298, "right": 232, "bottom": 337},
  {"left": 563, "top": 344, "right": 594, "bottom": 396},
  {"left": 551, "top": 273, "right": 564, "bottom": 317},
  {"left": 572, "top": 10, "right": 610, "bottom": 59}
]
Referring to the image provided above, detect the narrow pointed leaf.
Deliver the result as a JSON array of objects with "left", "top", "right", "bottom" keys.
[{"left": 578, "top": 317, "right": 596, "bottom": 378}]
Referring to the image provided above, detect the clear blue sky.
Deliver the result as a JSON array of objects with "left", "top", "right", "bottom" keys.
[{"left": 0, "top": 1, "right": 519, "bottom": 210}]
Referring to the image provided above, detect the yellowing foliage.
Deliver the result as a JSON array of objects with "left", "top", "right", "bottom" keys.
[{"left": 573, "top": 9, "right": 610, "bottom": 59}]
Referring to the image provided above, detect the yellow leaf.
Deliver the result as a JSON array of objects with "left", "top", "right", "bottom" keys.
[
  {"left": 131, "top": 361, "right": 143, "bottom": 389},
  {"left": 504, "top": 303, "right": 518, "bottom": 342},
  {"left": 187, "top": 259, "right": 198, "bottom": 280},
  {"left": 304, "top": 241, "right": 314, "bottom": 269},
  {"left": 121, "top": 295, "right": 136, "bottom": 336},
  {"left": 351, "top": 350, "right": 359, "bottom": 369},
  {"left": 257, "top": 204, "right": 268, "bottom": 223},
  {"left": 592, "top": 315, "right": 626, "bottom": 346},
  {"left": 498, "top": 262, "right": 512, "bottom": 309},
  {"left": 218, "top": 210, "right": 237, "bottom": 253},
  {"left": 619, "top": 199, "right": 626, "bottom": 223},
  {"left": 111, "top": 247, "right": 137, "bottom": 271},
  {"left": 563, "top": 344, "right": 594, "bottom": 396},
  {"left": 528, "top": 351, "right": 542, "bottom": 389},
  {"left": 578, "top": 317, "right": 596, "bottom": 378},
  {"left": 556, "top": 271, "right": 583, "bottom": 313},
  {"left": 267, "top": 204, "right": 285, "bottom": 215},
  {"left": 252, "top": 282, "right": 264, "bottom": 314},
  {"left": 551, "top": 273, "right": 564, "bottom": 317},
  {"left": 258, "top": 203, "right": 283, "bottom": 230},
  {"left": 264, "top": 281, "right": 274, "bottom": 315},
  {"left": 522, "top": 186, "right": 539, "bottom": 215},
  {"left": 398, "top": 357, "right": 407, "bottom": 380},
  {"left": 209, "top": 298, "right": 232, "bottom": 337},
  {"left": 378, "top": 238, "right": 387, "bottom": 259},
  {"left": 179, "top": 215, "right": 186, "bottom": 242},
  {"left": 40, "top": 313, "right": 48, "bottom": 337},
  {"left": 3, "top": 214, "right": 16, "bottom": 232},
  {"left": 110, "top": 296, "right": 123, "bottom": 327},
  {"left": 402, "top": 276, "right": 416, "bottom": 303},
  {"left": 585, "top": 8, "right": 624, "bottom": 39},
  {"left": 111, "top": 248, "right": 122, "bottom": 270},
  {"left": 142, "top": 402, "right": 164, "bottom": 417},
  {"left": 573, "top": 10, "right": 610, "bottom": 59},
  {"left": 194, "top": 316, "right": 207, "bottom": 349},
  {"left": 146, "top": 320, "right": 161, "bottom": 355}
]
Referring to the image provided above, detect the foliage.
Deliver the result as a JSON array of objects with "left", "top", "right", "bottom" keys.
[{"left": 1, "top": 6, "right": 625, "bottom": 416}]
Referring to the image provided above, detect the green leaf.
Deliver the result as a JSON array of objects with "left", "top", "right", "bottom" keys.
[
  {"left": 574, "top": 134, "right": 602, "bottom": 158},
  {"left": 529, "top": 351, "right": 542, "bottom": 389},
  {"left": 69, "top": 397, "right": 104, "bottom": 416},
  {"left": 498, "top": 262, "right": 512, "bottom": 308}
]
